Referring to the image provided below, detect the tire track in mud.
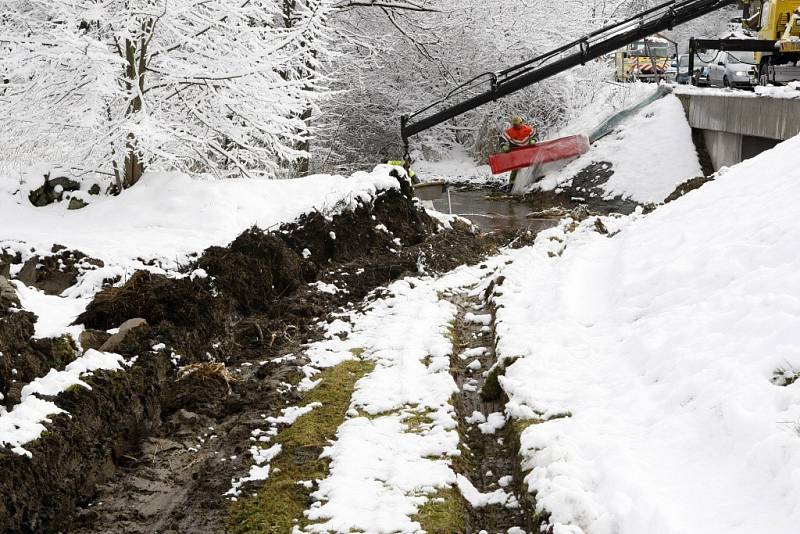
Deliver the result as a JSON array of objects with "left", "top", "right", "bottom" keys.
[{"left": 447, "top": 288, "right": 529, "bottom": 534}]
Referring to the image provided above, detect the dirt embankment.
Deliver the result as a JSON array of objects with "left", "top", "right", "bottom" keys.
[{"left": 0, "top": 185, "right": 503, "bottom": 533}]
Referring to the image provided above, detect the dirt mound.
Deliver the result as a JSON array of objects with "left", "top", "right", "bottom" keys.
[
  {"left": 0, "top": 353, "right": 171, "bottom": 533},
  {"left": 0, "top": 301, "right": 81, "bottom": 407},
  {"left": 280, "top": 187, "right": 434, "bottom": 265},
  {"left": 77, "top": 271, "right": 222, "bottom": 332},
  {"left": 199, "top": 228, "right": 304, "bottom": 315},
  {"left": 664, "top": 175, "right": 714, "bottom": 203}
]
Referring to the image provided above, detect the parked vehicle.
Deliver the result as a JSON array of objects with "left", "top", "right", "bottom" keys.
[{"left": 708, "top": 51, "right": 758, "bottom": 88}]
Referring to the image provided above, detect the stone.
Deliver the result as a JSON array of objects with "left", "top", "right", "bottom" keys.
[
  {"left": 67, "top": 197, "right": 88, "bottom": 210},
  {"left": 99, "top": 317, "right": 149, "bottom": 352},
  {"left": 88, "top": 184, "right": 101, "bottom": 195},
  {"left": 0, "top": 275, "right": 20, "bottom": 311},
  {"left": 1, "top": 250, "right": 24, "bottom": 279},
  {"left": 15, "top": 256, "right": 39, "bottom": 287},
  {"left": 79, "top": 329, "right": 111, "bottom": 352},
  {"left": 27, "top": 175, "right": 80, "bottom": 207}
]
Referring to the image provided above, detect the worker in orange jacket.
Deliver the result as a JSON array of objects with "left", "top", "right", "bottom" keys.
[
  {"left": 500, "top": 116, "right": 537, "bottom": 188},
  {"left": 501, "top": 116, "right": 537, "bottom": 152}
]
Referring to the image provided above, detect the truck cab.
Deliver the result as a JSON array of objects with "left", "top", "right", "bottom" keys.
[
  {"left": 741, "top": 0, "right": 800, "bottom": 83},
  {"left": 615, "top": 36, "right": 675, "bottom": 82}
]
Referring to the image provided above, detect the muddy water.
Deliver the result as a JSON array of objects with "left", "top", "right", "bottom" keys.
[{"left": 432, "top": 190, "right": 558, "bottom": 233}]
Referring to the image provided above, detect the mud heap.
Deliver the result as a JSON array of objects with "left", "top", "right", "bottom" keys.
[{"left": 0, "top": 184, "right": 500, "bottom": 533}]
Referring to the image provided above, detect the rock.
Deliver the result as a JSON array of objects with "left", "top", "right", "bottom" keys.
[
  {"left": 594, "top": 218, "right": 608, "bottom": 235},
  {"left": 99, "top": 318, "right": 148, "bottom": 352},
  {"left": 12, "top": 248, "right": 99, "bottom": 296},
  {"left": 16, "top": 254, "right": 77, "bottom": 296},
  {"left": 0, "top": 276, "right": 20, "bottom": 312},
  {"left": 15, "top": 256, "right": 39, "bottom": 287},
  {"left": 88, "top": 184, "right": 101, "bottom": 196},
  {"left": 119, "top": 317, "right": 148, "bottom": 335},
  {"left": 79, "top": 329, "right": 112, "bottom": 352},
  {"left": 569, "top": 204, "right": 591, "bottom": 221},
  {"left": 27, "top": 175, "right": 81, "bottom": 207},
  {"left": 67, "top": 197, "right": 88, "bottom": 210}
]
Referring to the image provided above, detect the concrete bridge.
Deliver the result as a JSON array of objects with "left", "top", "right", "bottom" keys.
[{"left": 675, "top": 91, "right": 800, "bottom": 170}]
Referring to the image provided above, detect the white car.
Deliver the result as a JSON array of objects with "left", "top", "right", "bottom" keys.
[{"left": 707, "top": 51, "right": 758, "bottom": 89}]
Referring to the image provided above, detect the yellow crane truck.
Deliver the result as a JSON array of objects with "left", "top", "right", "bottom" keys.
[{"left": 742, "top": 0, "right": 800, "bottom": 83}]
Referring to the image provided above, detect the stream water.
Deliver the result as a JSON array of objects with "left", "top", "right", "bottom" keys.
[{"left": 432, "top": 189, "right": 559, "bottom": 234}]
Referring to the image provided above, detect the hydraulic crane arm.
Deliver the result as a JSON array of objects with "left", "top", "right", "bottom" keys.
[{"left": 400, "top": 0, "right": 735, "bottom": 146}]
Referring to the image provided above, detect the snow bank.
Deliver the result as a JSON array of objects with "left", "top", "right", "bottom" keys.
[
  {"left": 303, "top": 278, "right": 460, "bottom": 533},
  {"left": 538, "top": 94, "right": 702, "bottom": 203},
  {"left": 493, "top": 135, "right": 800, "bottom": 533},
  {"left": 12, "top": 281, "right": 89, "bottom": 339},
  {"left": 1, "top": 165, "right": 401, "bottom": 334},
  {"left": 0, "top": 166, "right": 400, "bottom": 267},
  {"left": 675, "top": 81, "right": 800, "bottom": 99}
]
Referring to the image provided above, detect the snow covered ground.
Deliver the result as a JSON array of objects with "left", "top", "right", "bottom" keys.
[
  {"left": 674, "top": 80, "right": 800, "bottom": 99},
  {"left": 0, "top": 167, "right": 401, "bottom": 271},
  {"left": 492, "top": 134, "right": 800, "bottom": 533},
  {"left": 414, "top": 146, "right": 500, "bottom": 186},
  {"left": 0, "top": 166, "right": 403, "bottom": 329}
]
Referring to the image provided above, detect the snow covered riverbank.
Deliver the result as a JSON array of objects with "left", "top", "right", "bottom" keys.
[{"left": 492, "top": 134, "right": 800, "bottom": 533}]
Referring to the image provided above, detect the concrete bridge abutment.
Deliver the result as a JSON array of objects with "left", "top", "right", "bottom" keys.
[{"left": 676, "top": 91, "right": 799, "bottom": 171}]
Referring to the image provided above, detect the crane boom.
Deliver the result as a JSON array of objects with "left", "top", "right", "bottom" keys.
[{"left": 400, "top": 0, "right": 735, "bottom": 144}]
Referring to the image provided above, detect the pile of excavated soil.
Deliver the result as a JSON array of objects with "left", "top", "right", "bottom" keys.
[
  {"left": 0, "top": 185, "right": 503, "bottom": 533},
  {"left": 0, "top": 279, "right": 82, "bottom": 409},
  {"left": 664, "top": 175, "right": 715, "bottom": 203}
]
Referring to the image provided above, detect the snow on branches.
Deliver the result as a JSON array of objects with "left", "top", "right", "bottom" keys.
[{"left": 0, "top": 0, "right": 331, "bottom": 187}]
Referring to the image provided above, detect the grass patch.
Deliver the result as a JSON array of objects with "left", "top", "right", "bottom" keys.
[
  {"left": 402, "top": 409, "right": 436, "bottom": 434},
  {"left": 65, "top": 383, "right": 86, "bottom": 394},
  {"left": 480, "top": 357, "right": 518, "bottom": 402},
  {"left": 413, "top": 487, "right": 467, "bottom": 534},
  {"left": 227, "top": 358, "right": 374, "bottom": 534},
  {"left": 51, "top": 334, "right": 78, "bottom": 367}
]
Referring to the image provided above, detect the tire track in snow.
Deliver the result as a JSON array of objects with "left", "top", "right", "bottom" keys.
[{"left": 447, "top": 289, "right": 529, "bottom": 534}]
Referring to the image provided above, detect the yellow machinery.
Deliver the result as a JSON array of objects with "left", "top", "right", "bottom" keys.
[
  {"left": 742, "top": 0, "right": 800, "bottom": 82},
  {"left": 615, "top": 36, "right": 674, "bottom": 82}
]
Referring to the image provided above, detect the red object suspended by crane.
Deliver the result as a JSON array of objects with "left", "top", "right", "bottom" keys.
[{"left": 488, "top": 134, "right": 591, "bottom": 175}]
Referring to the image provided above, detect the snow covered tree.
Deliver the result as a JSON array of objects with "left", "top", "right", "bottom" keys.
[{"left": 0, "top": 0, "right": 331, "bottom": 189}]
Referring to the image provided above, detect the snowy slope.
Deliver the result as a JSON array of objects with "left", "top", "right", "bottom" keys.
[
  {"left": 494, "top": 134, "right": 800, "bottom": 533},
  {"left": 414, "top": 146, "right": 499, "bottom": 185},
  {"left": 0, "top": 167, "right": 400, "bottom": 269},
  {"left": 538, "top": 93, "right": 702, "bottom": 203}
]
